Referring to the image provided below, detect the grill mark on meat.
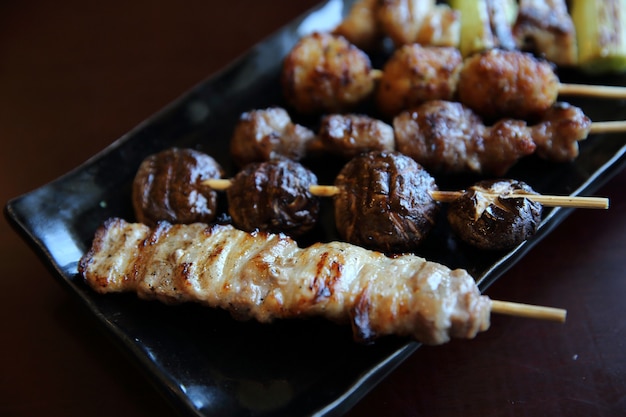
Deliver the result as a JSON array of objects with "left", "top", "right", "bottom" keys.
[{"left": 79, "top": 219, "right": 491, "bottom": 345}]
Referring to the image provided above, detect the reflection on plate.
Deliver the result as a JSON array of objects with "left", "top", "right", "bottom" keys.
[{"left": 5, "top": 1, "right": 626, "bottom": 416}]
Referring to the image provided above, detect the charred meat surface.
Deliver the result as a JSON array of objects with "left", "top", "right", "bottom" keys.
[
  {"left": 132, "top": 148, "right": 224, "bottom": 227},
  {"left": 393, "top": 100, "right": 536, "bottom": 175},
  {"left": 377, "top": 0, "right": 460, "bottom": 47},
  {"left": 457, "top": 49, "right": 559, "bottom": 120},
  {"left": 281, "top": 32, "right": 376, "bottom": 114},
  {"left": 308, "top": 113, "right": 395, "bottom": 158},
  {"left": 334, "top": 151, "right": 439, "bottom": 253},
  {"left": 332, "top": 0, "right": 382, "bottom": 51},
  {"left": 447, "top": 179, "right": 543, "bottom": 251},
  {"left": 226, "top": 159, "right": 320, "bottom": 237},
  {"left": 376, "top": 43, "right": 463, "bottom": 117},
  {"left": 229, "top": 107, "right": 316, "bottom": 167},
  {"left": 79, "top": 218, "right": 491, "bottom": 345},
  {"left": 530, "top": 102, "right": 591, "bottom": 162}
]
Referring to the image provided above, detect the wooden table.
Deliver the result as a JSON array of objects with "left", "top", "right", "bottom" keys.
[{"left": 2, "top": 1, "right": 625, "bottom": 416}]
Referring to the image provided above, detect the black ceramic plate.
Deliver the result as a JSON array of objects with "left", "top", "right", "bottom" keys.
[{"left": 6, "top": 1, "right": 626, "bottom": 416}]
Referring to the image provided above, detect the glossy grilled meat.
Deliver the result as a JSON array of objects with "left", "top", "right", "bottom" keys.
[
  {"left": 457, "top": 49, "right": 560, "bottom": 120},
  {"left": 377, "top": 0, "right": 460, "bottom": 47},
  {"left": 513, "top": 0, "right": 578, "bottom": 67},
  {"left": 530, "top": 102, "right": 591, "bottom": 162},
  {"left": 308, "top": 113, "right": 395, "bottom": 158},
  {"left": 226, "top": 159, "right": 320, "bottom": 237},
  {"left": 79, "top": 218, "right": 491, "bottom": 345},
  {"left": 376, "top": 43, "right": 463, "bottom": 117},
  {"left": 446, "top": 179, "right": 543, "bottom": 251},
  {"left": 281, "top": 32, "right": 377, "bottom": 114},
  {"left": 333, "top": 151, "right": 439, "bottom": 253},
  {"left": 229, "top": 107, "right": 316, "bottom": 168},
  {"left": 132, "top": 148, "right": 224, "bottom": 227},
  {"left": 393, "top": 101, "right": 536, "bottom": 175}
]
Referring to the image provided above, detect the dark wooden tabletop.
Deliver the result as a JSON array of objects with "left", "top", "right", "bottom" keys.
[{"left": 2, "top": 1, "right": 625, "bottom": 416}]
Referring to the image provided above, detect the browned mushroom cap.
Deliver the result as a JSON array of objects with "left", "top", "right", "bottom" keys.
[
  {"left": 132, "top": 147, "right": 224, "bottom": 227},
  {"left": 333, "top": 151, "right": 439, "bottom": 253},
  {"left": 226, "top": 158, "right": 320, "bottom": 237},
  {"left": 446, "top": 179, "right": 543, "bottom": 251}
]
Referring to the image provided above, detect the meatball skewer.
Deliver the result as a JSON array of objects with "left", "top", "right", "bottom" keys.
[{"left": 376, "top": 45, "right": 626, "bottom": 119}]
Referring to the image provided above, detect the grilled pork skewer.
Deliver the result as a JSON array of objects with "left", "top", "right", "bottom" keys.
[
  {"left": 393, "top": 100, "right": 591, "bottom": 175},
  {"left": 79, "top": 218, "right": 565, "bottom": 345},
  {"left": 229, "top": 104, "right": 626, "bottom": 177}
]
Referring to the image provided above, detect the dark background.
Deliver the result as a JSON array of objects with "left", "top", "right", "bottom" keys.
[{"left": 2, "top": 1, "right": 625, "bottom": 416}]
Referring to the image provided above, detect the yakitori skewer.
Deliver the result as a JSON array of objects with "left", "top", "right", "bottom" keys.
[
  {"left": 229, "top": 103, "right": 626, "bottom": 177},
  {"left": 374, "top": 44, "right": 626, "bottom": 119},
  {"left": 204, "top": 180, "right": 609, "bottom": 209},
  {"left": 80, "top": 218, "right": 566, "bottom": 348}
]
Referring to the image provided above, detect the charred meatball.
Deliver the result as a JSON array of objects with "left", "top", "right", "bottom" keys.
[
  {"left": 446, "top": 179, "right": 543, "bottom": 251},
  {"left": 457, "top": 49, "right": 559, "bottom": 120},
  {"left": 230, "top": 107, "right": 316, "bottom": 167},
  {"left": 334, "top": 151, "right": 439, "bottom": 253},
  {"left": 281, "top": 32, "right": 377, "bottom": 114},
  {"left": 226, "top": 159, "right": 320, "bottom": 237},
  {"left": 376, "top": 43, "right": 463, "bottom": 117},
  {"left": 132, "top": 147, "right": 224, "bottom": 227}
]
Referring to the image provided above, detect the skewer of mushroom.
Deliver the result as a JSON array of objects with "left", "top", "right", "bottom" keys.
[
  {"left": 131, "top": 147, "right": 608, "bottom": 252},
  {"left": 201, "top": 151, "right": 607, "bottom": 252},
  {"left": 79, "top": 217, "right": 566, "bottom": 347}
]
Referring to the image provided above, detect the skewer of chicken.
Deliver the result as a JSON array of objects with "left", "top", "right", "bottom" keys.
[
  {"left": 79, "top": 217, "right": 566, "bottom": 346},
  {"left": 378, "top": 45, "right": 626, "bottom": 119}
]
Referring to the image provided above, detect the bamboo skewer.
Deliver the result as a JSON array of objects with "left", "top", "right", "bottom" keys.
[
  {"left": 588, "top": 120, "right": 626, "bottom": 135},
  {"left": 204, "top": 180, "right": 609, "bottom": 209},
  {"left": 490, "top": 300, "right": 567, "bottom": 322},
  {"left": 430, "top": 190, "right": 609, "bottom": 209},
  {"left": 559, "top": 83, "right": 626, "bottom": 99}
]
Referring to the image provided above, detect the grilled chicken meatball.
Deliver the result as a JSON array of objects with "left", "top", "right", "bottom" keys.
[
  {"left": 334, "top": 151, "right": 439, "bottom": 253},
  {"left": 376, "top": 44, "right": 463, "bottom": 117},
  {"left": 226, "top": 159, "right": 320, "bottom": 237},
  {"left": 307, "top": 113, "right": 395, "bottom": 158},
  {"left": 447, "top": 179, "right": 543, "bottom": 251},
  {"left": 394, "top": 101, "right": 536, "bottom": 176},
  {"left": 281, "top": 32, "right": 377, "bottom": 114},
  {"left": 332, "top": 0, "right": 382, "bottom": 51},
  {"left": 132, "top": 148, "right": 224, "bottom": 227},
  {"left": 530, "top": 102, "right": 591, "bottom": 162},
  {"left": 457, "top": 49, "right": 559, "bottom": 120},
  {"left": 230, "top": 107, "right": 316, "bottom": 167},
  {"left": 377, "top": 0, "right": 460, "bottom": 47}
]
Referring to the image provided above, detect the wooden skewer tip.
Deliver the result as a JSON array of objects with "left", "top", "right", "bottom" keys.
[{"left": 490, "top": 300, "right": 567, "bottom": 323}]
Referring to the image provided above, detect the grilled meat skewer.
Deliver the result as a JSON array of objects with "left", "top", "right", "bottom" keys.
[
  {"left": 79, "top": 218, "right": 491, "bottom": 345},
  {"left": 394, "top": 100, "right": 591, "bottom": 175}
]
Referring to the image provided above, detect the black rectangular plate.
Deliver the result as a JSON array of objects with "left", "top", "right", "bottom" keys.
[{"left": 5, "top": 1, "right": 626, "bottom": 416}]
